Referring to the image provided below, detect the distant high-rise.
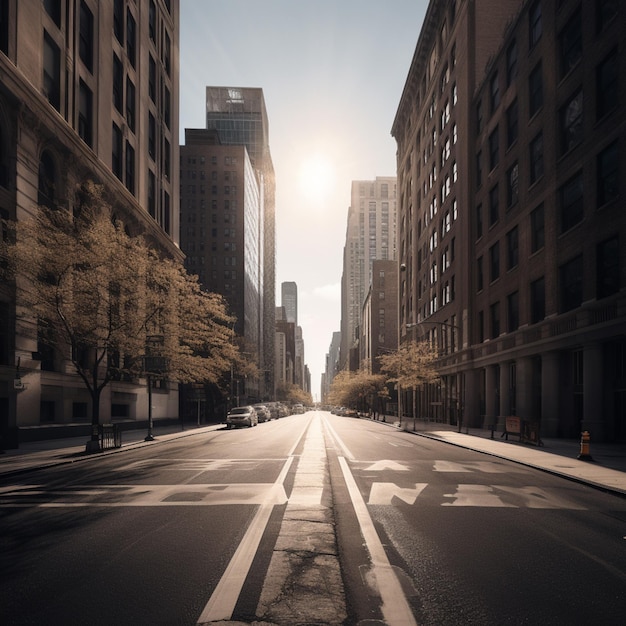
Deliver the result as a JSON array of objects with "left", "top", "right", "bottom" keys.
[
  {"left": 179, "top": 129, "right": 263, "bottom": 401},
  {"left": 281, "top": 282, "right": 298, "bottom": 324},
  {"left": 205, "top": 87, "right": 276, "bottom": 400},
  {"left": 340, "top": 177, "right": 397, "bottom": 370}
]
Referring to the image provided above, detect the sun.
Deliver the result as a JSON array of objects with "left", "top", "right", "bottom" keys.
[{"left": 298, "top": 153, "right": 335, "bottom": 201}]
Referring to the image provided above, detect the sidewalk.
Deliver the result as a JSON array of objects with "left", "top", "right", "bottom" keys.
[
  {"left": 0, "top": 422, "right": 224, "bottom": 478},
  {"left": 395, "top": 418, "right": 626, "bottom": 496},
  {"left": 1, "top": 418, "right": 625, "bottom": 497}
]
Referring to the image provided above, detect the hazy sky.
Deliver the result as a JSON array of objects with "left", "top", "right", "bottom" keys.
[{"left": 180, "top": 0, "right": 428, "bottom": 398}]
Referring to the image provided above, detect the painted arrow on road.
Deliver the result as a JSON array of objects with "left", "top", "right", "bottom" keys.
[{"left": 362, "top": 460, "right": 410, "bottom": 471}]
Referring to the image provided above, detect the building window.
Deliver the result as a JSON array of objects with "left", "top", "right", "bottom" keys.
[
  {"left": 597, "top": 236, "right": 619, "bottom": 299},
  {"left": 148, "top": 170, "right": 156, "bottom": 217},
  {"left": 127, "top": 9, "right": 136, "bottom": 68},
  {"left": 164, "top": 86, "right": 171, "bottom": 129},
  {"left": 44, "top": 0, "right": 61, "bottom": 27},
  {"left": 113, "top": 54, "right": 123, "bottom": 113},
  {"left": 125, "top": 141, "right": 135, "bottom": 194},
  {"left": 149, "top": 55, "right": 156, "bottom": 102},
  {"left": 78, "top": 80, "right": 93, "bottom": 147},
  {"left": 529, "top": 1, "right": 542, "bottom": 48},
  {"left": 79, "top": 1, "right": 94, "bottom": 72},
  {"left": 43, "top": 31, "right": 61, "bottom": 111},
  {"left": 112, "top": 123, "right": 123, "bottom": 180},
  {"left": 477, "top": 256, "right": 484, "bottom": 291},
  {"left": 113, "top": 0, "right": 124, "bottom": 45},
  {"left": 126, "top": 77, "right": 135, "bottom": 133},
  {"left": 506, "top": 226, "right": 519, "bottom": 269},
  {"left": 530, "top": 277, "right": 545, "bottom": 324},
  {"left": 530, "top": 204, "right": 545, "bottom": 253},
  {"left": 476, "top": 150, "right": 483, "bottom": 187},
  {"left": 507, "top": 162, "right": 519, "bottom": 208},
  {"left": 559, "top": 255, "right": 583, "bottom": 312},
  {"left": 490, "top": 72, "right": 500, "bottom": 113},
  {"left": 489, "top": 184, "right": 499, "bottom": 226},
  {"left": 559, "top": 89, "right": 583, "bottom": 155},
  {"left": 149, "top": 0, "right": 156, "bottom": 42},
  {"left": 163, "top": 31, "right": 171, "bottom": 76},
  {"left": 506, "top": 40, "right": 518, "bottom": 87},
  {"left": 478, "top": 310, "right": 485, "bottom": 343},
  {"left": 489, "top": 241, "right": 500, "bottom": 282},
  {"left": 596, "top": 0, "right": 618, "bottom": 33},
  {"left": 597, "top": 141, "right": 618, "bottom": 207},
  {"left": 476, "top": 203, "right": 483, "bottom": 239},
  {"left": 596, "top": 49, "right": 618, "bottom": 120},
  {"left": 38, "top": 150, "right": 56, "bottom": 208},
  {"left": 507, "top": 291, "right": 520, "bottom": 332},
  {"left": 476, "top": 99, "right": 483, "bottom": 133},
  {"left": 490, "top": 301, "right": 500, "bottom": 339},
  {"left": 529, "top": 132, "right": 544, "bottom": 184},
  {"left": 489, "top": 126, "right": 499, "bottom": 170},
  {"left": 163, "top": 138, "right": 170, "bottom": 180},
  {"left": 559, "top": 7, "right": 582, "bottom": 78},
  {"left": 529, "top": 63, "right": 543, "bottom": 118},
  {"left": 506, "top": 99, "right": 518, "bottom": 148},
  {"left": 560, "top": 171, "right": 583, "bottom": 233},
  {"left": 148, "top": 113, "right": 156, "bottom": 159}
]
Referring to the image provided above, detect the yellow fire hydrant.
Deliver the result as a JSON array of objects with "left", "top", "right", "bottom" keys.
[{"left": 577, "top": 430, "right": 593, "bottom": 461}]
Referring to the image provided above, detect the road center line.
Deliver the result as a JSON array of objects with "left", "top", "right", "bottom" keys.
[
  {"left": 338, "top": 455, "right": 417, "bottom": 626},
  {"left": 196, "top": 454, "right": 294, "bottom": 624}
]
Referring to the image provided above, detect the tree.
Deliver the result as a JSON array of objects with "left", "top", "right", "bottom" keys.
[
  {"left": 275, "top": 382, "right": 312, "bottom": 406},
  {"left": 327, "top": 367, "right": 387, "bottom": 413},
  {"left": 2, "top": 183, "right": 239, "bottom": 446},
  {"left": 378, "top": 340, "right": 439, "bottom": 418}
]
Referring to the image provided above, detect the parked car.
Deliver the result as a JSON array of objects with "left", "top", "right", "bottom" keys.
[
  {"left": 292, "top": 403, "right": 305, "bottom": 414},
  {"left": 252, "top": 404, "right": 271, "bottom": 423},
  {"left": 226, "top": 406, "right": 258, "bottom": 428},
  {"left": 276, "top": 402, "right": 290, "bottom": 418},
  {"left": 266, "top": 402, "right": 281, "bottom": 420}
]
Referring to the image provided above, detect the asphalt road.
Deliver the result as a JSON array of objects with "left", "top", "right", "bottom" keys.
[{"left": 1, "top": 411, "right": 625, "bottom": 625}]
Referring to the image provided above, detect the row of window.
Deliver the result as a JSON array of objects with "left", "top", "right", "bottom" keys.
[
  {"left": 477, "top": 233, "right": 619, "bottom": 342},
  {"left": 477, "top": 140, "right": 619, "bottom": 241},
  {"left": 183, "top": 155, "right": 239, "bottom": 167}
]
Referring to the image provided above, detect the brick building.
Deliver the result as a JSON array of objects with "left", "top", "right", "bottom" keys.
[{"left": 393, "top": 0, "right": 625, "bottom": 440}]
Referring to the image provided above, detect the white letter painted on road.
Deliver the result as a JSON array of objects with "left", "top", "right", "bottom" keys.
[{"left": 368, "top": 482, "right": 428, "bottom": 505}]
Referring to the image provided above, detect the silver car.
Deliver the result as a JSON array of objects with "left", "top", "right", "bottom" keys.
[{"left": 226, "top": 406, "right": 258, "bottom": 428}]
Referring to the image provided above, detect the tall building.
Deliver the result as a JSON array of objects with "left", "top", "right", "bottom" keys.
[
  {"left": 0, "top": 0, "right": 181, "bottom": 445},
  {"left": 322, "top": 331, "right": 342, "bottom": 404},
  {"left": 205, "top": 87, "right": 276, "bottom": 401},
  {"left": 281, "top": 281, "right": 298, "bottom": 324},
  {"left": 340, "top": 177, "right": 397, "bottom": 371},
  {"left": 179, "top": 128, "right": 263, "bottom": 402},
  {"left": 276, "top": 281, "right": 306, "bottom": 392},
  {"left": 360, "top": 260, "right": 398, "bottom": 375},
  {"left": 392, "top": 0, "right": 626, "bottom": 441}
]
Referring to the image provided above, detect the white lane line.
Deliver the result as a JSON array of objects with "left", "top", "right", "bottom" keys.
[
  {"left": 197, "top": 415, "right": 314, "bottom": 624},
  {"left": 338, "top": 456, "right": 417, "bottom": 626},
  {"left": 197, "top": 455, "right": 294, "bottom": 624},
  {"left": 322, "top": 415, "right": 355, "bottom": 460}
]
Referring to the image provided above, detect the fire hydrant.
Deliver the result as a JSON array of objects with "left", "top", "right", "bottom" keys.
[{"left": 577, "top": 430, "right": 593, "bottom": 461}]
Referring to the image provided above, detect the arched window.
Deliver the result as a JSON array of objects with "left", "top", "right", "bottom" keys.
[{"left": 38, "top": 150, "right": 56, "bottom": 208}]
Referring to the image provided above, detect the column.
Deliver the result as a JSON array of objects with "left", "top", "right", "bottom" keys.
[
  {"left": 582, "top": 342, "right": 605, "bottom": 440},
  {"left": 541, "top": 351, "right": 560, "bottom": 437}
]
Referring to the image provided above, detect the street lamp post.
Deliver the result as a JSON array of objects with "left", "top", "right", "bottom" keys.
[{"left": 143, "top": 335, "right": 167, "bottom": 442}]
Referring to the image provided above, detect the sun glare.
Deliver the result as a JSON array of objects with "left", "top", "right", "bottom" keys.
[{"left": 298, "top": 154, "right": 335, "bottom": 201}]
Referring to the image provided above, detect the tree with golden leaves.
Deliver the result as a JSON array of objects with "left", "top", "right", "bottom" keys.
[{"left": 2, "top": 183, "right": 240, "bottom": 445}]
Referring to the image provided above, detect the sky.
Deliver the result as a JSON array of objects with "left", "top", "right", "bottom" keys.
[{"left": 179, "top": 0, "right": 429, "bottom": 399}]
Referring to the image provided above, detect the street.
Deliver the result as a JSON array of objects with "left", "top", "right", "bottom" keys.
[{"left": 1, "top": 411, "right": 625, "bottom": 625}]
